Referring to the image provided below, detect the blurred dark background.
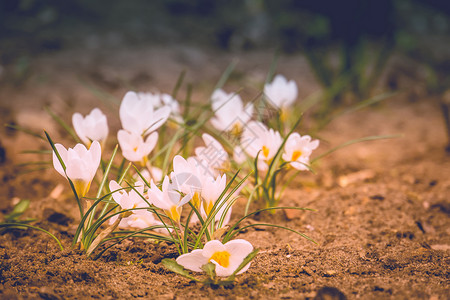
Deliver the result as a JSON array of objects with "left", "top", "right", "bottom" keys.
[
  {"left": 1, "top": 0, "right": 449, "bottom": 54},
  {"left": 0, "top": 0, "right": 449, "bottom": 97}
]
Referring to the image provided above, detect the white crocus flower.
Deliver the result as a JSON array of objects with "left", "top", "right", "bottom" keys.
[
  {"left": 201, "top": 174, "right": 227, "bottom": 216},
  {"left": 194, "top": 134, "right": 229, "bottom": 175},
  {"left": 282, "top": 133, "right": 319, "bottom": 171},
  {"left": 109, "top": 180, "right": 145, "bottom": 210},
  {"left": 241, "top": 121, "right": 282, "bottom": 168},
  {"left": 72, "top": 108, "right": 109, "bottom": 147},
  {"left": 133, "top": 167, "right": 163, "bottom": 183},
  {"left": 176, "top": 239, "right": 254, "bottom": 277},
  {"left": 210, "top": 89, "right": 253, "bottom": 135},
  {"left": 109, "top": 180, "right": 166, "bottom": 230},
  {"left": 147, "top": 176, "right": 192, "bottom": 223},
  {"left": 119, "top": 91, "right": 171, "bottom": 136},
  {"left": 171, "top": 155, "right": 216, "bottom": 208},
  {"left": 117, "top": 129, "right": 158, "bottom": 165},
  {"left": 52, "top": 141, "right": 101, "bottom": 197},
  {"left": 264, "top": 74, "right": 298, "bottom": 110},
  {"left": 136, "top": 92, "right": 162, "bottom": 107},
  {"left": 161, "top": 93, "right": 183, "bottom": 122}
]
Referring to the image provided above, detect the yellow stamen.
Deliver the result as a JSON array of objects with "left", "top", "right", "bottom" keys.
[
  {"left": 167, "top": 206, "right": 180, "bottom": 223},
  {"left": 139, "top": 155, "right": 148, "bottom": 168},
  {"left": 280, "top": 107, "right": 288, "bottom": 122},
  {"left": 262, "top": 146, "right": 270, "bottom": 158},
  {"left": 133, "top": 147, "right": 138, "bottom": 152},
  {"left": 192, "top": 192, "right": 201, "bottom": 209},
  {"left": 209, "top": 251, "right": 231, "bottom": 268},
  {"left": 292, "top": 150, "right": 302, "bottom": 161},
  {"left": 218, "top": 160, "right": 231, "bottom": 173},
  {"left": 203, "top": 200, "right": 214, "bottom": 216},
  {"left": 230, "top": 123, "right": 243, "bottom": 137}
]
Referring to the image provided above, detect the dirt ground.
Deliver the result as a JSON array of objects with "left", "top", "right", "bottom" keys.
[{"left": 0, "top": 46, "right": 449, "bottom": 299}]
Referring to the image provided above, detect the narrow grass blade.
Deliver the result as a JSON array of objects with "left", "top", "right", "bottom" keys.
[
  {"left": 5, "top": 124, "right": 45, "bottom": 140},
  {"left": 171, "top": 69, "right": 186, "bottom": 99},
  {"left": 329, "top": 92, "right": 396, "bottom": 122},
  {"left": 223, "top": 206, "right": 315, "bottom": 243},
  {"left": 214, "top": 60, "right": 237, "bottom": 91},
  {"left": 20, "top": 149, "right": 52, "bottom": 154},
  {"left": 311, "top": 134, "right": 402, "bottom": 164},
  {"left": 0, "top": 223, "right": 64, "bottom": 251},
  {"left": 225, "top": 223, "right": 316, "bottom": 245},
  {"left": 44, "top": 106, "right": 81, "bottom": 143}
]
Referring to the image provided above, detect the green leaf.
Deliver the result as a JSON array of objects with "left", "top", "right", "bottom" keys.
[
  {"left": 201, "top": 262, "right": 217, "bottom": 280},
  {"left": 161, "top": 259, "right": 200, "bottom": 282},
  {"left": 5, "top": 199, "right": 30, "bottom": 221}
]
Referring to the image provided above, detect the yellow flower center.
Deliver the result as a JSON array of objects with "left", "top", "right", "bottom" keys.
[
  {"left": 291, "top": 150, "right": 302, "bottom": 161},
  {"left": 192, "top": 191, "right": 201, "bottom": 209},
  {"left": 167, "top": 205, "right": 180, "bottom": 223},
  {"left": 209, "top": 251, "right": 231, "bottom": 268},
  {"left": 280, "top": 107, "right": 288, "bottom": 122},
  {"left": 262, "top": 145, "right": 270, "bottom": 158},
  {"left": 133, "top": 146, "right": 138, "bottom": 152},
  {"left": 230, "top": 123, "right": 243, "bottom": 137},
  {"left": 203, "top": 200, "right": 214, "bottom": 216},
  {"left": 73, "top": 179, "right": 91, "bottom": 198}
]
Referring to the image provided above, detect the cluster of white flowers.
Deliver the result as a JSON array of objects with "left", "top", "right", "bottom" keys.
[{"left": 51, "top": 74, "right": 319, "bottom": 277}]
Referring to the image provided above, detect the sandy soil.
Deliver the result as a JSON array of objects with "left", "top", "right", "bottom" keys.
[{"left": 0, "top": 46, "right": 449, "bottom": 299}]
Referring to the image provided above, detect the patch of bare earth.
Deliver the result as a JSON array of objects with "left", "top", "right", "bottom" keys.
[{"left": 0, "top": 47, "right": 449, "bottom": 299}]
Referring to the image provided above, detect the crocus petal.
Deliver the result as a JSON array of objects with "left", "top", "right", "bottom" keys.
[
  {"left": 202, "top": 240, "right": 226, "bottom": 258},
  {"left": 176, "top": 250, "right": 208, "bottom": 272},
  {"left": 109, "top": 180, "right": 125, "bottom": 206},
  {"left": 88, "top": 141, "right": 102, "bottom": 176},
  {"left": 52, "top": 143, "right": 68, "bottom": 177},
  {"left": 225, "top": 239, "right": 253, "bottom": 258},
  {"left": 72, "top": 113, "right": 89, "bottom": 145},
  {"left": 120, "top": 91, "right": 146, "bottom": 134},
  {"left": 145, "top": 106, "right": 171, "bottom": 134}
]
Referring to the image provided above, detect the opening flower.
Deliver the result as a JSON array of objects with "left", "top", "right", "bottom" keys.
[
  {"left": 201, "top": 174, "right": 227, "bottom": 215},
  {"left": 109, "top": 180, "right": 165, "bottom": 231},
  {"left": 210, "top": 89, "right": 253, "bottom": 134},
  {"left": 52, "top": 141, "right": 101, "bottom": 197},
  {"left": 176, "top": 239, "right": 254, "bottom": 277},
  {"left": 171, "top": 155, "right": 213, "bottom": 208},
  {"left": 119, "top": 91, "right": 171, "bottom": 136},
  {"left": 194, "top": 134, "right": 229, "bottom": 175},
  {"left": 109, "top": 180, "right": 145, "bottom": 211},
  {"left": 282, "top": 133, "right": 319, "bottom": 171},
  {"left": 133, "top": 167, "right": 163, "bottom": 183},
  {"left": 264, "top": 74, "right": 298, "bottom": 110},
  {"left": 241, "top": 121, "right": 282, "bottom": 170},
  {"left": 72, "top": 108, "right": 109, "bottom": 147},
  {"left": 147, "top": 175, "right": 192, "bottom": 223},
  {"left": 117, "top": 129, "right": 158, "bottom": 165}
]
